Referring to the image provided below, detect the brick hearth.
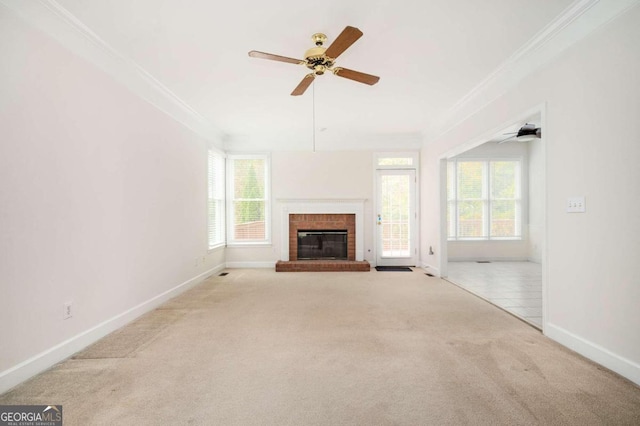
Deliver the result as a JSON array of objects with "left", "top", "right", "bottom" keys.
[{"left": 275, "top": 260, "right": 370, "bottom": 272}]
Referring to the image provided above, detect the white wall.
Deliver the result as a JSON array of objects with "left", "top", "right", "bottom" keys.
[
  {"left": 0, "top": 9, "right": 224, "bottom": 392},
  {"left": 225, "top": 151, "right": 376, "bottom": 266},
  {"left": 421, "top": 5, "right": 640, "bottom": 384}
]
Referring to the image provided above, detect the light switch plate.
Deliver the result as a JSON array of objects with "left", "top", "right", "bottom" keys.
[{"left": 567, "top": 196, "right": 586, "bottom": 213}]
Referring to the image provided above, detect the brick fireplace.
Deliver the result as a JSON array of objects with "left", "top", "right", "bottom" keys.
[
  {"left": 275, "top": 199, "right": 370, "bottom": 272},
  {"left": 288, "top": 214, "right": 355, "bottom": 261}
]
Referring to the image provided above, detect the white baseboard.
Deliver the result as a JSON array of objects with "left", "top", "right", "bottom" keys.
[
  {"left": 448, "top": 257, "right": 529, "bottom": 262},
  {"left": 225, "top": 261, "right": 276, "bottom": 268},
  {"left": 545, "top": 323, "right": 640, "bottom": 386},
  {"left": 421, "top": 261, "right": 440, "bottom": 277},
  {"left": 0, "top": 263, "right": 225, "bottom": 394}
]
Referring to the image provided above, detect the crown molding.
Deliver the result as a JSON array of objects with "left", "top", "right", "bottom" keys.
[
  {"left": 427, "top": 0, "right": 640, "bottom": 143},
  {"left": 1, "top": 0, "right": 226, "bottom": 143},
  {"left": 444, "top": 0, "right": 599, "bottom": 116}
]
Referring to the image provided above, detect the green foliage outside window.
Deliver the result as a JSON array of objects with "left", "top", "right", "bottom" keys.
[
  {"left": 448, "top": 159, "right": 521, "bottom": 240},
  {"left": 231, "top": 157, "right": 268, "bottom": 241}
]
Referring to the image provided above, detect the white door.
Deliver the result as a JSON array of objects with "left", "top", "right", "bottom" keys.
[{"left": 376, "top": 169, "right": 417, "bottom": 266}]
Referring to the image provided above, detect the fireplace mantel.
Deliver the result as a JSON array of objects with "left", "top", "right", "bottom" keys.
[{"left": 279, "top": 199, "right": 366, "bottom": 261}]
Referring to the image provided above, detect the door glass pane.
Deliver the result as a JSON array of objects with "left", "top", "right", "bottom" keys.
[{"left": 380, "top": 174, "right": 411, "bottom": 257}]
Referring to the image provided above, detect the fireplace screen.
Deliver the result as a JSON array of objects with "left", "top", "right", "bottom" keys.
[{"left": 297, "top": 230, "right": 348, "bottom": 260}]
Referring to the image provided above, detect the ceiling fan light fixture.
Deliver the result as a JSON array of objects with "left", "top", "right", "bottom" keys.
[
  {"left": 516, "top": 127, "right": 542, "bottom": 141},
  {"left": 314, "top": 65, "right": 327, "bottom": 75},
  {"left": 496, "top": 124, "right": 541, "bottom": 144}
]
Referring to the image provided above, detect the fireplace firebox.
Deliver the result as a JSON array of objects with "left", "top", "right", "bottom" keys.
[{"left": 297, "top": 230, "right": 348, "bottom": 260}]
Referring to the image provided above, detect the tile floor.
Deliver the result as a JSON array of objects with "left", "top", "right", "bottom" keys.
[{"left": 445, "top": 261, "right": 542, "bottom": 329}]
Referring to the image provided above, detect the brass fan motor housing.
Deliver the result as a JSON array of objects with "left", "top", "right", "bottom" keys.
[
  {"left": 304, "top": 33, "right": 335, "bottom": 75},
  {"left": 304, "top": 46, "right": 326, "bottom": 60}
]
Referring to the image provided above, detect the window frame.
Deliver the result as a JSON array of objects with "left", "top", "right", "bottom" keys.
[
  {"left": 207, "top": 148, "right": 226, "bottom": 251},
  {"left": 226, "top": 153, "right": 271, "bottom": 246},
  {"left": 447, "top": 158, "right": 522, "bottom": 241}
]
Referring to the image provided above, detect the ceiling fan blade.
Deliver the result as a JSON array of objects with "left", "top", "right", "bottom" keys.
[
  {"left": 248, "top": 50, "right": 304, "bottom": 65},
  {"left": 291, "top": 73, "right": 315, "bottom": 96},
  {"left": 324, "top": 26, "right": 363, "bottom": 59},
  {"left": 496, "top": 135, "right": 515, "bottom": 144},
  {"left": 333, "top": 67, "right": 380, "bottom": 85}
]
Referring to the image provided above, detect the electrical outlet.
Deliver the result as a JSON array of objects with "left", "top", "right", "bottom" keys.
[
  {"left": 567, "top": 196, "right": 586, "bottom": 213},
  {"left": 63, "top": 302, "right": 73, "bottom": 320}
]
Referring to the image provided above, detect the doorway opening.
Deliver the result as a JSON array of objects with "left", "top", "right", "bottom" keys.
[{"left": 439, "top": 109, "right": 545, "bottom": 330}]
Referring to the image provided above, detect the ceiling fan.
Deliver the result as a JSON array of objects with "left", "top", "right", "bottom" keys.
[
  {"left": 248, "top": 26, "right": 380, "bottom": 96},
  {"left": 497, "top": 123, "right": 542, "bottom": 143}
]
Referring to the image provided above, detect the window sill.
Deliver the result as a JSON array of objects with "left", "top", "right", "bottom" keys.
[
  {"left": 448, "top": 238, "right": 523, "bottom": 242},
  {"left": 226, "top": 242, "right": 273, "bottom": 248},
  {"left": 208, "top": 243, "right": 226, "bottom": 253}
]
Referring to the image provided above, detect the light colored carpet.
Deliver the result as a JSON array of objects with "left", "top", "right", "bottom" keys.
[{"left": 1, "top": 269, "right": 639, "bottom": 425}]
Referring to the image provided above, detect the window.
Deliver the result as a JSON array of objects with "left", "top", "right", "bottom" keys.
[
  {"left": 227, "top": 154, "right": 270, "bottom": 244},
  {"left": 375, "top": 152, "right": 418, "bottom": 169},
  {"left": 207, "top": 150, "right": 225, "bottom": 249},
  {"left": 447, "top": 159, "right": 521, "bottom": 240},
  {"left": 378, "top": 157, "right": 413, "bottom": 166}
]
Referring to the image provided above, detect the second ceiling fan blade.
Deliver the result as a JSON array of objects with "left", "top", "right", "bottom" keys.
[
  {"left": 496, "top": 135, "right": 515, "bottom": 144},
  {"left": 333, "top": 67, "right": 380, "bottom": 85},
  {"left": 291, "top": 73, "right": 315, "bottom": 96},
  {"left": 324, "top": 26, "right": 363, "bottom": 59},
  {"left": 248, "top": 50, "right": 303, "bottom": 65}
]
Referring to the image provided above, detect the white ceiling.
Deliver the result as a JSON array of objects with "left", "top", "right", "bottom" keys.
[{"left": 7, "top": 0, "right": 598, "bottom": 150}]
